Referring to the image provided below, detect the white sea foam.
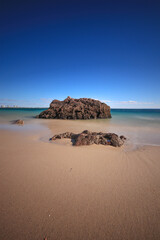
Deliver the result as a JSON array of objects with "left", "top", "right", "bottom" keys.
[{"left": 135, "top": 116, "right": 156, "bottom": 121}]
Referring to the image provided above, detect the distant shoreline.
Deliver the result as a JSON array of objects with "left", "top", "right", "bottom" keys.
[{"left": 0, "top": 107, "right": 160, "bottom": 110}]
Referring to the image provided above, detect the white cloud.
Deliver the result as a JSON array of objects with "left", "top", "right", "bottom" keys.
[
  {"left": 0, "top": 98, "right": 19, "bottom": 102},
  {"left": 40, "top": 98, "right": 53, "bottom": 103},
  {"left": 101, "top": 100, "right": 111, "bottom": 103},
  {"left": 101, "top": 100, "right": 153, "bottom": 105},
  {"left": 0, "top": 97, "right": 53, "bottom": 107}
]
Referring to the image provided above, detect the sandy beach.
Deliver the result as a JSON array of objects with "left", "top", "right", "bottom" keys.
[
  {"left": 1, "top": 0, "right": 160, "bottom": 238},
  {"left": 0, "top": 119, "right": 160, "bottom": 240}
]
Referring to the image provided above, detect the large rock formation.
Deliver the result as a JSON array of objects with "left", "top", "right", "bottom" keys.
[
  {"left": 38, "top": 96, "right": 111, "bottom": 119},
  {"left": 50, "top": 130, "right": 126, "bottom": 147}
]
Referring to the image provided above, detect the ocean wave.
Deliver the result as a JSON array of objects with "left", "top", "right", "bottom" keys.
[{"left": 135, "top": 116, "right": 157, "bottom": 121}]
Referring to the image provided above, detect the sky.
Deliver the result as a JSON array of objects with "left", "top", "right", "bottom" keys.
[{"left": 0, "top": 0, "right": 160, "bottom": 108}]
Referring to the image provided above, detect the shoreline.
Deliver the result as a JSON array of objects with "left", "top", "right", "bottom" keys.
[
  {"left": 1, "top": 115, "right": 160, "bottom": 148},
  {"left": 1, "top": 117, "right": 160, "bottom": 152}
]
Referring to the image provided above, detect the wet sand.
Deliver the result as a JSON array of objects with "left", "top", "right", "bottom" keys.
[{"left": 0, "top": 120, "right": 160, "bottom": 240}]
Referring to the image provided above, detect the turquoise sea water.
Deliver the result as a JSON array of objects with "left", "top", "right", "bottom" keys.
[
  {"left": 111, "top": 109, "right": 160, "bottom": 127},
  {"left": 0, "top": 108, "right": 46, "bottom": 121},
  {"left": 0, "top": 108, "right": 160, "bottom": 123},
  {"left": 0, "top": 108, "right": 160, "bottom": 146}
]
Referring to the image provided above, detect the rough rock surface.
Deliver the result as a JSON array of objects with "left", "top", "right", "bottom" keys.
[
  {"left": 12, "top": 119, "right": 24, "bottom": 125},
  {"left": 38, "top": 96, "right": 111, "bottom": 119},
  {"left": 50, "top": 130, "right": 126, "bottom": 147}
]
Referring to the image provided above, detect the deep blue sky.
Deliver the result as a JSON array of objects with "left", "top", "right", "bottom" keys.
[{"left": 0, "top": 0, "right": 160, "bottom": 108}]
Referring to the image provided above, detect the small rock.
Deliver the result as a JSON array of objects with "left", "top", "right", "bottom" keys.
[
  {"left": 12, "top": 119, "right": 24, "bottom": 125},
  {"left": 120, "top": 135, "right": 127, "bottom": 141}
]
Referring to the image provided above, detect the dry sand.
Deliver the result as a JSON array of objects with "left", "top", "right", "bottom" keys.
[{"left": 0, "top": 120, "right": 160, "bottom": 240}]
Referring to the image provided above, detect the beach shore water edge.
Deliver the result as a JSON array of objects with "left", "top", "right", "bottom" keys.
[{"left": 0, "top": 108, "right": 160, "bottom": 240}]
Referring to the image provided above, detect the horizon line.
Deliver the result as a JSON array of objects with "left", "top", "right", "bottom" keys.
[{"left": 1, "top": 107, "right": 160, "bottom": 110}]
